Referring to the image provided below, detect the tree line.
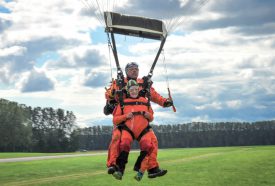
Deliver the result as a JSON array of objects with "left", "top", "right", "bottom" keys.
[
  {"left": 74, "top": 120, "right": 275, "bottom": 150},
  {"left": 1, "top": 98, "right": 275, "bottom": 152},
  {"left": 0, "top": 99, "right": 77, "bottom": 152}
]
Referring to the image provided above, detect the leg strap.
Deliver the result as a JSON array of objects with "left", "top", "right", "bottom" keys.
[
  {"left": 137, "top": 125, "right": 152, "bottom": 141},
  {"left": 118, "top": 123, "right": 135, "bottom": 140},
  {"left": 118, "top": 124, "right": 152, "bottom": 142}
]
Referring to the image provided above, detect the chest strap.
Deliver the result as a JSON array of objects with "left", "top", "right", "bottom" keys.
[
  {"left": 132, "top": 111, "right": 145, "bottom": 116},
  {"left": 124, "top": 102, "right": 150, "bottom": 106}
]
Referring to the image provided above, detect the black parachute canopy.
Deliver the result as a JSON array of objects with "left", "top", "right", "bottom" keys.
[{"left": 104, "top": 12, "right": 167, "bottom": 40}]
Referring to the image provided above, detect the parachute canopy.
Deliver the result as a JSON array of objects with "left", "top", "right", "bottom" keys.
[{"left": 104, "top": 12, "right": 167, "bottom": 40}]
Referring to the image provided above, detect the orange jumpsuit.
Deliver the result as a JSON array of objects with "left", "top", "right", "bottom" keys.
[
  {"left": 106, "top": 78, "right": 167, "bottom": 168},
  {"left": 113, "top": 97, "right": 158, "bottom": 171}
]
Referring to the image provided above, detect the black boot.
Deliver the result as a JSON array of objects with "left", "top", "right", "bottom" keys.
[
  {"left": 133, "top": 151, "right": 148, "bottom": 172},
  {"left": 107, "top": 165, "right": 118, "bottom": 174},
  {"left": 148, "top": 167, "right": 167, "bottom": 178},
  {"left": 113, "top": 151, "right": 129, "bottom": 180}
]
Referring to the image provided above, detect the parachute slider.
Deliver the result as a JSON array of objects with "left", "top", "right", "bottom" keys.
[{"left": 104, "top": 12, "right": 167, "bottom": 40}]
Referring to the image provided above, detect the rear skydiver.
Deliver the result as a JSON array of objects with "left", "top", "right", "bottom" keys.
[{"left": 104, "top": 62, "right": 173, "bottom": 180}]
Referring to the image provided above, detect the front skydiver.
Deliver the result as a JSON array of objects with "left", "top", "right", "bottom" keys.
[
  {"left": 104, "top": 62, "right": 173, "bottom": 177},
  {"left": 112, "top": 79, "right": 167, "bottom": 180}
]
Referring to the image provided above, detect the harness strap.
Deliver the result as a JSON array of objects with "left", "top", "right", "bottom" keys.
[
  {"left": 137, "top": 125, "right": 152, "bottom": 141},
  {"left": 132, "top": 111, "right": 145, "bottom": 116},
  {"left": 118, "top": 124, "right": 152, "bottom": 142},
  {"left": 124, "top": 102, "right": 149, "bottom": 106},
  {"left": 118, "top": 124, "right": 135, "bottom": 140}
]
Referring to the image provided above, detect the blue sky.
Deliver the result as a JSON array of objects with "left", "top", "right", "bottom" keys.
[{"left": 0, "top": 0, "right": 274, "bottom": 127}]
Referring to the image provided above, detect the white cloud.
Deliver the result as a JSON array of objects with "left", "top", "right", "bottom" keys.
[
  {"left": 0, "top": 45, "right": 26, "bottom": 57},
  {"left": 195, "top": 101, "right": 223, "bottom": 110},
  {"left": 226, "top": 100, "right": 242, "bottom": 109},
  {"left": 1, "top": 0, "right": 275, "bottom": 126},
  {"left": 18, "top": 69, "right": 55, "bottom": 92}
]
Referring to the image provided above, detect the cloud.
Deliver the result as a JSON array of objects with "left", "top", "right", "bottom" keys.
[
  {"left": 1, "top": 0, "right": 275, "bottom": 126},
  {"left": 20, "top": 70, "right": 54, "bottom": 92},
  {"left": 0, "top": 17, "right": 12, "bottom": 33},
  {"left": 46, "top": 46, "right": 106, "bottom": 69},
  {"left": 192, "top": 0, "right": 275, "bottom": 35},
  {"left": 83, "top": 70, "right": 110, "bottom": 88}
]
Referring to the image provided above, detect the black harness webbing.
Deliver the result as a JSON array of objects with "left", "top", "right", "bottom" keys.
[
  {"left": 132, "top": 111, "right": 145, "bottom": 116},
  {"left": 137, "top": 125, "right": 152, "bottom": 141},
  {"left": 118, "top": 124, "right": 152, "bottom": 142},
  {"left": 123, "top": 102, "right": 150, "bottom": 106},
  {"left": 118, "top": 124, "right": 135, "bottom": 140}
]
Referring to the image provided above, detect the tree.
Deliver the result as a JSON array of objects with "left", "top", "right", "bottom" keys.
[{"left": 0, "top": 99, "right": 32, "bottom": 152}]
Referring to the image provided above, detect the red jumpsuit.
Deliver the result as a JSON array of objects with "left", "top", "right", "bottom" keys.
[
  {"left": 106, "top": 78, "right": 167, "bottom": 168},
  {"left": 113, "top": 97, "right": 158, "bottom": 171}
]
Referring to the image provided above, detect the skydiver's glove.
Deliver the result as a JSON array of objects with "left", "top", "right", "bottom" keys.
[
  {"left": 163, "top": 99, "right": 173, "bottom": 107},
  {"left": 142, "top": 76, "right": 152, "bottom": 89},
  {"left": 140, "top": 76, "right": 153, "bottom": 97},
  {"left": 103, "top": 100, "right": 116, "bottom": 115}
]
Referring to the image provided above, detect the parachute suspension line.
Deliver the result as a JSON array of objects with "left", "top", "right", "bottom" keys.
[
  {"left": 106, "top": 0, "right": 109, "bottom": 12},
  {"left": 80, "top": 0, "right": 104, "bottom": 26},
  {"left": 163, "top": 0, "right": 189, "bottom": 34},
  {"left": 176, "top": 0, "right": 209, "bottom": 29},
  {"left": 167, "top": 0, "right": 210, "bottom": 33},
  {"left": 80, "top": 0, "right": 96, "bottom": 19},
  {"left": 95, "top": 0, "right": 105, "bottom": 25},
  {"left": 112, "top": 0, "right": 117, "bottom": 12},
  {"left": 107, "top": 0, "right": 116, "bottom": 12},
  {"left": 161, "top": 49, "right": 169, "bottom": 91},
  {"left": 80, "top": 0, "right": 90, "bottom": 12},
  {"left": 161, "top": 47, "right": 176, "bottom": 112}
]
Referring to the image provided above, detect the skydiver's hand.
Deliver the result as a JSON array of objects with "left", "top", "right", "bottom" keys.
[
  {"left": 143, "top": 112, "right": 151, "bottom": 119},
  {"left": 163, "top": 98, "right": 173, "bottom": 107},
  {"left": 126, "top": 112, "right": 134, "bottom": 119}
]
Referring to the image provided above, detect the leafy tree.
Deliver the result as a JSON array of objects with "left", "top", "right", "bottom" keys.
[{"left": 0, "top": 99, "right": 32, "bottom": 152}]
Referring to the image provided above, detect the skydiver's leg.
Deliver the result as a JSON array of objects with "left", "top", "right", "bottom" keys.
[
  {"left": 134, "top": 132, "right": 153, "bottom": 181},
  {"left": 113, "top": 131, "right": 133, "bottom": 180},
  {"left": 106, "top": 127, "right": 121, "bottom": 174},
  {"left": 133, "top": 132, "right": 153, "bottom": 171},
  {"left": 147, "top": 130, "right": 159, "bottom": 170},
  {"left": 147, "top": 130, "right": 167, "bottom": 179}
]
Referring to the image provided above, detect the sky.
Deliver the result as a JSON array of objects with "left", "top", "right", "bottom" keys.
[{"left": 0, "top": 0, "right": 275, "bottom": 127}]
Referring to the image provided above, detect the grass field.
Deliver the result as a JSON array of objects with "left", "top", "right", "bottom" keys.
[
  {"left": 0, "top": 150, "right": 107, "bottom": 159},
  {"left": 0, "top": 146, "right": 275, "bottom": 186}
]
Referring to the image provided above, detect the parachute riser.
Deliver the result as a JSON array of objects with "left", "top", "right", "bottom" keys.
[
  {"left": 142, "top": 36, "right": 167, "bottom": 108},
  {"left": 106, "top": 30, "right": 126, "bottom": 113},
  {"left": 148, "top": 36, "right": 167, "bottom": 79},
  {"left": 108, "top": 31, "right": 122, "bottom": 73}
]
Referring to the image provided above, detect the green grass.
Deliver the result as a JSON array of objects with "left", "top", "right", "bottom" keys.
[
  {"left": 0, "top": 146, "right": 275, "bottom": 186},
  {"left": 0, "top": 150, "right": 106, "bottom": 159}
]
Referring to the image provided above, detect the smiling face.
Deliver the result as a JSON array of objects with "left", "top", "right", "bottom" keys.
[
  {"left": 126, "top": 66, "right": 139, "bottom": 79},
  {"left": 128, "top": 85, "right": 139, "bottom": 98}
]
